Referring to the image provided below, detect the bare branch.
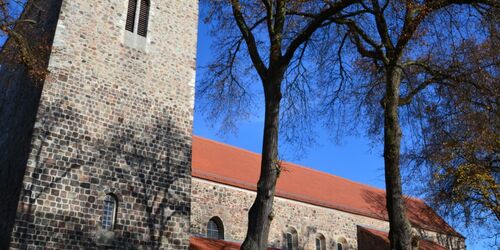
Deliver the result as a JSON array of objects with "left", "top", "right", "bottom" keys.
[
  {"left": 282, "top": 0, "right": 357, "bottom": 66},
  {"left": 230, "top": 0, "right": 268, "bottom": 78},
  {"left": 371, "top": 0, "right": 394, "bottom": 53}
]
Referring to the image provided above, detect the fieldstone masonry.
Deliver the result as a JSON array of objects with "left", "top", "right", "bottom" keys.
[
  {"left": 190, "top": 178, "right": 466, "bottom": 250},
  {"left": 0, "top": 1, "right": 467, "bottom": 250},
  {"left": 1, "top": 0, "right": 198, "bottom": 249}
]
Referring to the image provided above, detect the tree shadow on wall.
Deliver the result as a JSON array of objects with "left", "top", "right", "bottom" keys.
[
  {"left": 360, "top": 188, "right": 459, "bottom": 249},
  {"left": 274, "top": 225, "right": 319, "bottom": 250},
  {"left": 300, "top": 225, "right": 319, "bottom": 250},
  {"left": 16, "top": 98, "right": 92, "bottom": 249},
  {"left": 94, "top": 105, "right": 192, "bottom": 249},
  {"left": 14, "top": 96, "right": 192, "bottom": 249},
  {"left": 298, "top": 225, "right": 337, "bottom": 250},
  {"left": 360, "top": 189, "right": 389, "bottom": 220}
]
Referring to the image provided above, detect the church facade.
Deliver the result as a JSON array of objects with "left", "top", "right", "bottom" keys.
[
  {"left": 1, "top": 0, "right": 197, "bottom": 249},
  {"left": 189, "top": 137, "right": 464, "bottom": 250},
  {"left": 0, "top": 1, "right": 464, "bottom": 250}
]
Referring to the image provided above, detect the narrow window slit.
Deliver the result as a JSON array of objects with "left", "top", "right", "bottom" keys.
[
  {"left": 125, "top": 0, "right": 149, "bottom": 38},
  {"left": 138, "top": 0, "right": 150, "bottom": 37},
  {"left": 125, "top": 0, "right": 137, "bottom": 32}
]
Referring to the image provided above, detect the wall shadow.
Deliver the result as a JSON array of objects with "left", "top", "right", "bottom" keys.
[
  {"left": 10, "top": 96, "right": 192, "bottom": 249},
  {"left": 360, "top": 188, "right": 462, "bottom": 249},
  {"left": 360, "top": 189, "right": 388, "bottom": 220}
]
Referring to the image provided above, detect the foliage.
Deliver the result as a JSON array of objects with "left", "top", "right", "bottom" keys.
[
  {"left": 408, "top": 37, "right": 499, "bottom": 227},
  {"left": 0, "top": 0, "right": 48, "bottom": 81},
  {"left": 313, "top": 1, "right": 499, "bottom": 249},
  {"left": 200, "top": 0, "right": 499, "bottom": 248}
]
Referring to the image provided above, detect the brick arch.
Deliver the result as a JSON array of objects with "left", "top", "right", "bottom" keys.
[
  {"left": 207, "top": 216, "right": 224, "bottom": 240},
  {"left": 98, "top": 186, "right": 123, "bottom": 202},
  {"left": 336, "top": 236, "right": 348, "bottom": 250},
  {"left": 315, "top": 233, "right": 326, "bottom": 250},
  {"left": 284, "top": 226, "right": 299, "bottom": 250}
]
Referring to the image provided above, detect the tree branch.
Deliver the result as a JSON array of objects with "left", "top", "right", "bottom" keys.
[
  {"left": 371, "top": 0, "right": 394, "bottom": 53},
  {"left": 230, "top": 0, "right": 268, "bottom": 78},
  {"left": 281, "top": 0, "right": 357, "bottom": 66},
  {"left": 398, "top": 77, "right": 437, "bottom": 106}
]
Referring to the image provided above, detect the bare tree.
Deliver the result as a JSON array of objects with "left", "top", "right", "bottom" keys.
[
  {"left": 321, "top": 1, "right": 498, "bottom": 249},
  {"left": 198, "top": 1, "right": 360, "bottom": 249}
]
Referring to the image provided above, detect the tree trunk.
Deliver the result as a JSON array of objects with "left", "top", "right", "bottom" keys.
[
  {"left": 383, "top": 66, "right": 413, "bottom": 250},
  {"left": 241, "top": 76, "right": 282, "bottom": 250}
]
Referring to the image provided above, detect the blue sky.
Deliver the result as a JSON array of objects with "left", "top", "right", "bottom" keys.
[
  {"left": 193, "top": 11, "right": 387, "bottom": 190},
  {"left": 192, "top": 8, "right": 491, "bottom": 250},
  {"left": 0, "top": 4, "right": 491, "bottom": 249}
]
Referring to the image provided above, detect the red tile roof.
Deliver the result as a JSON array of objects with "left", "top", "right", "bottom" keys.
[
  {"left": 357, "top": 226, "right": 448, "bottom": 250},
  {"left": 189, "top": 237, "right": 240, "bottom": 250},
  {"left": 191, "top": 136, "right": 462, "bottom": 238},
  {"left": 189, "top": 237, "right": 281, "bottom": 250}
]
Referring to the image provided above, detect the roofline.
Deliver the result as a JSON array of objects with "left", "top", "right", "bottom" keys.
[
  {"left": 192, "top": 135, "right": 464, "bottom": 238},
  {"left": 191, "top": 173, "right": 464, "bottom": 238},
  {"left": 193, "top": 135, "right": 433, "bottom": 204},
  {"left": 192, "top": 171, "right": 387, "bottom": 219}
]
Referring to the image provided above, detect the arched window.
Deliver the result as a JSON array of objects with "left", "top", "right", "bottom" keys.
[
  {"left": 337, "top": 237, "right": 348, "bottom": 250},
  {"left": 315, "top": 233, "right": 326, "bottom": 250},
  {"left": 102, "top": 194, "right": 117, "bottom": 230},
  {"left": 125, "top": 0, "right": 150, "bottom": 37},
  {"left": 207, "top": 217, "right": 224, "bottom": 240},
  {"left": 285, "top": 227, "right": 298, "bottom": 250},
  {"left": 286, "top": 233, "right": 294, "bottom": 250}
]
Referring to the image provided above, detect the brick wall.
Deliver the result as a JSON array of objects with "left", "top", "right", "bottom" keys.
[
  {"left": 2, "top": 0, "right": 198, "bottom": 249},
  {"left": 190, "top": 178, "right": 465, "bottom": 250}
]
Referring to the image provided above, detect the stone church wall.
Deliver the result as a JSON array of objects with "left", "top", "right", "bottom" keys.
[
  {"left": 190, "top": 178, "right": 465, "bottom": 250},
  {"left": 2, "top": 1, "right": 198, "bottom": 249},
  {"left": 191, "top": 178, "right": 389, "bottom": 249}
]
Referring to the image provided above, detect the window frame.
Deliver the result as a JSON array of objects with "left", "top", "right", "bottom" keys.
[
  {"left": 337, "top": 237, "right": 348, "bottom": 250},
  {"left": 286, "top": 232, "right": 294, "bottom": 250},
  {"left": 125, "top": 0, "right": 150, "bottom": 37},
  {"left": 206, "top": 217, "right": 224, "bottom": 240},
  {"left": 125, "top": 0, "right": 137, "bottom": 32},
  {"left": 285, "top": 227, "right": 298, "bottom": 250},
  {"left": 137, "top": 0, "right": 150, "bottom": 37},
  {"left": 315, "top": 233, "right": 326, "bottom": 250},
  {"left": 101, "top": 194, "right": 117, "bottom": 231}
]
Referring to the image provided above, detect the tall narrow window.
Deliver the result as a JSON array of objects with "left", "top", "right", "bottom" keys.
[
  {"left": 125, "top": 0, "right": 150, "bottom": 37},
  {"left": 286, "top": 233, "right": 294, "bottom": 250},
  {"left": 316, "top": 234, "right": 326, "bottom": 250},
  {"left": 125, "top": 0, "right": 137, "bottom": 32},
  {"left": 285, "top": 227, "right": 298, "bottom": 250},
  {"left": 102, "top": 194, "right": 117, "bottom": 230},
  {"left": 137, "top": 0, "right": 150, "bottom": 37},
  {"left": 337, "top": 237, "right": 347, "bottom": 250},
  {"left": 207, "top": 217, "right": 224, "bottom": 240}
]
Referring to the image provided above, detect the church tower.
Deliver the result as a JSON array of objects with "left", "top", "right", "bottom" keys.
[{"left": 0, "top": 0, "right": 198, "bottom": 249}]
